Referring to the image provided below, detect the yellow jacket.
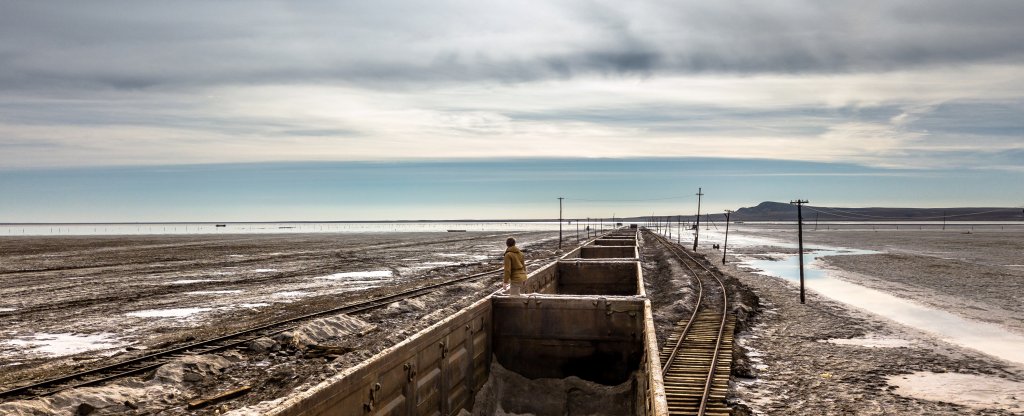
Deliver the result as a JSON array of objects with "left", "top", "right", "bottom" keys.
[{"left": 503, "top": 246, "right": 528, "bottom": 284}]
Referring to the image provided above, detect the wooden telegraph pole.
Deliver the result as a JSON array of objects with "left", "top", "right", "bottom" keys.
[
  {"left": 558, "top": 197, "right": 564, "bottom": 249},
  {"left": 722, "top": 210, "right": 733, "bottom": 264},
  {"left": 791, "top": 200, "right": 809, "bottom": 304},
  {"left": 693, "top": 187, "right": 704, "bottom": 251}
]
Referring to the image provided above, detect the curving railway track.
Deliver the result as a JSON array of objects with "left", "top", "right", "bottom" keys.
[
  {"left": 0, "top": 258, "right": 546, "bottom": 403},
  {"left": 647, "top": 229, "right": 734, "bottom": 416}
]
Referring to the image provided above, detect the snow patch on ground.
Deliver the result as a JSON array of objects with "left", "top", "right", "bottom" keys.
[
  {"left": 317, "top": 270, "right": 392, "bottom": 280},
  {"left": 822, "top": 335, "right": 913, "bottom": 348},
  {"left": 421, "top": 261, "right": 460, "bottom": 266},
  {"left": 270, "top": 290, "right": 305, "bottom": 297},
  {"left": 0, "top": 308, "right": 16, "bottom": 312},
  {"left": 887, "top": 372, "right": 1024, "bottom": 413},
  {"left": 127, "top": 308, "right": 212, "bottom": 318},
  {"left": 237, "top": 303, "right": 270, "bottom": 308},
  {"left": 252, "top": 268, "right": 278, "bottom": 272},
  {"left": 2, "top": 333, "right": 123, "bottom": 358}
]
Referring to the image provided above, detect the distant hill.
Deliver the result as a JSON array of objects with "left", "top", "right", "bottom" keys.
[{"left": 728, "top": 201, "right": 1024, "bottom": 222}]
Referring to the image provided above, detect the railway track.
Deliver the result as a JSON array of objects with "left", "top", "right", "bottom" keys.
[
  {"left": 648, "top": 229, "right": 733, "bottom": 416},
  {"left": 0, "top": 257, "right": 548, "bottom": 402}
]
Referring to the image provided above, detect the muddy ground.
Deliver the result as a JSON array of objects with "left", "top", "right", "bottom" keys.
[
  {"left": 724, "top": 224, "right": 1024, "bottom": 335},
  {"left": 0, "top": 231, "right": 566, "bottom": 414},
  {"left": 3, "top": 225, "right": 1023, "bottom": 415},
  {"left": 698, "top": 224, "right": 1024, "bottom": 415}
]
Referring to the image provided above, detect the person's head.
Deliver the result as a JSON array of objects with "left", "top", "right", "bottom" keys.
[{"left": 506, "top": 237, "right": 516, "bottom": 247}]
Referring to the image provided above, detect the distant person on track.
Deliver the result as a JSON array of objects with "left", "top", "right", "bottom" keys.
[{"left": 503, "top": 237, "right": 528, "bottom": 296}]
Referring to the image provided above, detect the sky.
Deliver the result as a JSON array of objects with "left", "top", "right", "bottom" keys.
[{"left": 1, "top": 1, "right": 1022, "bottom": 221}]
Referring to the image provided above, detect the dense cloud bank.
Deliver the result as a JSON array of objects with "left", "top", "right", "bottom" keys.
[
  {"left": 2, "top": 1, "right": 1024, "bottom": 90},
  {"left": 0, "top": 0, "right": 1022, "bottom": 175}
]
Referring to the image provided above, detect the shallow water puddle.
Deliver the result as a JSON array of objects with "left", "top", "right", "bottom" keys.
[
  {"left": 747, "top": 251, "right": 1024, "bottom": 364},
  {"left": 887, "top": 372, "right": 1024, "bottom": 413},
  {"left": 722, "top": 232, "right": 1024, "bottom": 365},
  {"left": 127, "top": 307, "right": 212, "bottom": 318},
  {"left": 2, "top": 332, "right": 123, "bottom": 357},
  {"left": 742, "top": 248, "right": 877, "bottom": 281}
]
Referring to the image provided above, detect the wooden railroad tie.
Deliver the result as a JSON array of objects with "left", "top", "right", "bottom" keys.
[{"left": 660, "top": 312, "right": 735, "bottom": 415}]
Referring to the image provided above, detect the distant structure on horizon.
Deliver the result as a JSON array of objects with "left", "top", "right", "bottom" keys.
[
  {"left": 728, "top": 201, "right": 1024, "bottom": 222},
  {"left": 617, "top": 201, "right": 1024, "bottom": 222}
]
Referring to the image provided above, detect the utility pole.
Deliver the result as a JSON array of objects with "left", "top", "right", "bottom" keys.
[
  {"left": 791, "top": 200, "right": 809, "bottom": 304},
  {"left": 942, "top": 211, "right": 947, "bottom": 231},
  {"left": 693, "top": 187, "right": 704, "bottom": 251},
  {"left": 722, "top": 210, "right": 733, "bottom": 264},
  {"left": 814, "top": 213, "right": 819, "bottom": 231},
  {"left": 575, "top": 219, "right": 579, "bottom": 243},
  {"left": 677, "top": 215, "right": 681, "bottom": 245},
  {"left": 558, "top": 197, "right": 565, "bottom": 249}
]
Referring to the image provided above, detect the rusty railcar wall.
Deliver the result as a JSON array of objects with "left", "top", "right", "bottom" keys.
[
  {"left": 489, "top": 295, "right": 668, "bottom": 416},
  {"left": 592, "top": 238, "right": 636, "bottom": 246},
  {"left": 491, "top": 296, "right": 645, "bottom": 385},
  {"left": 560, "top": 245, "right": 639, "bottom": 260},
  {"left": 521, "top": 260, "right": 643, "bottom": 297},
  {"left": 556, "top": 260, "right": 643, "bottom": 296},
  {"left": 522, "top": 261, "right": 560, "bottom": 294},
  {"left": 580, "top": 245, "right": 639, "bottom": 259},
  {"left": 640, "top": 300, "right": 669, "bottom": 416},
  {"left": 265, "top": 298, "right": 492, "bottom": 416}
]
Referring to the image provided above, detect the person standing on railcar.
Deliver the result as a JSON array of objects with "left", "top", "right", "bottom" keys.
[{"left": 503, "top": 237, "right": 528, "bottom": 296}]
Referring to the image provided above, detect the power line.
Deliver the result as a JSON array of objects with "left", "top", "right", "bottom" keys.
[
  {"left": 803, "top": 205, "right": 1024, "bottom": 220},
  {"left": 565, "top": 194, "right": 694, "bottom": 202}
]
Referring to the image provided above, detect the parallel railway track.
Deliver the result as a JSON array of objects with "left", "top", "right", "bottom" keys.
[
  {"left": 0, "top": 258, "right": 547, "bottom": 402},
  {"left": 648, "top": 229, "right": 733, "bottom": 416}
]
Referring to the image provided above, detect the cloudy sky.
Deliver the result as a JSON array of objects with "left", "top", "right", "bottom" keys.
[{"left": 2, "top": 1, "right": 1022, "bottom": 221}]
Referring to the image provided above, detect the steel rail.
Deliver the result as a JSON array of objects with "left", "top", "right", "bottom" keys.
[
  {"left": 655, "top": 233, "right": 704, "bottom": 374},
  {"left": 647, "top": 229, "right": 729, "bottom": 416}
]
